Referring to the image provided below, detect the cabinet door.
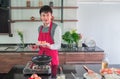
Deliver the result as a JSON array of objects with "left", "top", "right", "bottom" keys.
[
  {"left": 59, "top": 53, "right": 65, "bottom": 65},
  {"left": 84, "top": 52, "right": 104, "bottom": 63},
  {"left": 0, "top": 53, "right": 37, "bottom": 73},
  {"left": 18, "top": 53, "right": 38, "bottom": 64},
  {"left": 65, "top": 52, "right": 85, "bottom": 64},
  {"left": 0, "top": 53, "right": 21, "bottom": 73}
]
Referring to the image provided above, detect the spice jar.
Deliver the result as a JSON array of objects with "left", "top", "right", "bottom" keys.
[
  {"left": 30, "top": 16, "right": 35, "bottom": 21},
  {"left": 49, "top": 0, "right": 53, "bottom": 7},
  {"left": 39, "top": 0, "right": 43, "bottom": 7}
]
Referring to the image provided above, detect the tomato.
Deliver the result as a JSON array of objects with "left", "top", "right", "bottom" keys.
[
  {"left": 115, "top": 69, "right": 120, "bottom": 74},
  {"left": 28, "top": 74, "right": 41, "bottom": 79},
  {"left": 34, "top": 77, "right": 41, "bottom": 79},
  {"left": 101, "top": 68, "right": 113, "bottom": 74},
  {"left": 101, "top": 68, "right": 108, "bottom": 72},
  {"left": 28, "top": 77, "right": 34, "bottom": 79},
  {"left": 107, "top": 69, "right": 113, "bottom": 74}
]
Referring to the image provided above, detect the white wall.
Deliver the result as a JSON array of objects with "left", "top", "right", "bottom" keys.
[{"left": 77, "top": 2, "right": 120, "bottom": 64}]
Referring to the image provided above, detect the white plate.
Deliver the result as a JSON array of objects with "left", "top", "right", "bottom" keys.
[{"left": 83, "top": 72, "right": 102, "bottom": 79}]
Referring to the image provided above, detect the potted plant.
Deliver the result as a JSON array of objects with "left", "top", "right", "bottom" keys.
[
  {"left": 17, "top": 30, "right": 25, "bottom": 48},
  {"left": 62, "top": 29, "right": 81, "bottom": 48}
]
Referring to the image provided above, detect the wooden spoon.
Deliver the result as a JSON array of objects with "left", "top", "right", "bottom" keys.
[{"left": 82, "top": 65, "right": 94, "bottom": 74}]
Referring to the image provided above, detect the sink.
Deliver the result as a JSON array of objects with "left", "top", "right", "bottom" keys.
[
  {"left": 6, "top": 46, "right": 18, "bottom": 51},
  {"left": 0, "top": 47, "right": 8, "bottom": 51},
  {"left": 0, "top": 46, "right": 19, "bottom": 51}
]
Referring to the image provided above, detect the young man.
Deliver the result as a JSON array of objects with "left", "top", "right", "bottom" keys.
[{"left": 37, "top": 5, "right": 61, "bottom": 78}]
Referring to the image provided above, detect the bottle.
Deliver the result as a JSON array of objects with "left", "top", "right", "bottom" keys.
[
  {"left": 101, "top": 55, "right": 109, "bottom": 69},
  {"left": 49, "top": 0, "right": 53, "bottom": 7},
  {"left": 26, "top": 0, "right": 31, "bottom": 7},
  {"left": 39, "top": 0, "right": 43, "bottom": 7},
  {"left": 57, "top": 66, "right": 65, "bottom": 79}
]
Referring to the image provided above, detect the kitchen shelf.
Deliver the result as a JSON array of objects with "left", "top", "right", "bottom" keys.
[
  {"left": 10, "top": 19, "right": 78, "bottom": 23},
  {"left": 10, "top": 6, "right": 78, "bottom": 22},
  {"left": 10, "top": 6, "right": 78, "bottom": 9},
  {"left": 10, "top": 0, "right": 78, "bottom": 23}
]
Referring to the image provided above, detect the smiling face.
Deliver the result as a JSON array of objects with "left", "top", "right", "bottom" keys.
[{"left": 40, "top": 12, "right": 52, "bottom": 26}]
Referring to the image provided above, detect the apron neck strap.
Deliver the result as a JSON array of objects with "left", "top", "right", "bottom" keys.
[
  {"left": 48, "top": 22, "right": 52, "bottom": 33},
  {"left": 40, "top": 22, "right": 53, "bottom": 33}
]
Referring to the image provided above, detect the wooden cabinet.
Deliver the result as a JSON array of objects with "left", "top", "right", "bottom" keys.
[
  {"left": 84, "top": 52, "right": 104, "bottom": 63},
  {"left": 61, "top": 52, "right": 104, "bottom": 64},
  {"left": 0, "top": 53, "right": 37, "bottom": 73},
  {"left": 0, "top": 52, "right": 104, "bottom": 73},
  {"left": 0, "top": 53, "right": 21, "bottom": 73},
  {"left": 0, "top": 52, "right": 66, "bottom": 73},
  {"left": 65, "top": 52, "right": 85, "bottom": 64},
  {"left": 59, "top": 52, "right": 104, "bottom": 65},
  {"left": 59, "top": 53, "right": 65, "bottom": 65}
]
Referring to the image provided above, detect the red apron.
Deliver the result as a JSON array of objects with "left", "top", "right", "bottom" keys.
[{"left": 38, "top": 22, "right": 59, "bottom": 65}]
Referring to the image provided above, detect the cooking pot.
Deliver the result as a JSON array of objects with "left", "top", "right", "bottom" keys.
[{"left": 32, "top": 53, "right": 52, "bottom": 65}]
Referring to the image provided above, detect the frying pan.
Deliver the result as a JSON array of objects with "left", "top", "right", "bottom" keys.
[{"left": 32, "top": 53, "right": 52, "bottom": 65}]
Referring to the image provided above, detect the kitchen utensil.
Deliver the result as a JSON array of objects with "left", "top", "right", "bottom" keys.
[
  {"left": 82, "top": 65, "right": 95, "bottom": 74},
  {"left": 83, "top": 65, "right": 89, "bottom": 72},
  {"left": 71, "top": 72, "right": 79, "bottom": 79},
  {"left": 83, "top": 65, "right": 102, "bottom": 79},
  {"left": 71, "top": 72, "right": 76, "bottom": 79},
  {"left": 32, "top": 53, "right": 52, "bottom": 65},
  {"left": 83, "top": 72, "right": 102, "bottom": 79}
]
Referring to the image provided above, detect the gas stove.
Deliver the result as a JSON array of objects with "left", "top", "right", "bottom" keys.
[{"left": 23, "top": 61, "right": 51, "bottom": 75}]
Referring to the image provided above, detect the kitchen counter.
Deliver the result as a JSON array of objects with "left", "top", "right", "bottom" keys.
[
  {"left": 1, "top": 64, "right": 120, "bottom": 79},
  {"left": 0, "top": 44, "right": 104, "bottom": 73},
  {"left": 0, "top": 44, "right": 104, "bottom": 53}
]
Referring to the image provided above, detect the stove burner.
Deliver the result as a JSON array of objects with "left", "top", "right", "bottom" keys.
[
  {"left": 32, "top": 64, "right": 50, "bottom": 71},
  {"left": 23, "top": 61, "right": 51, "bottom": 75}
]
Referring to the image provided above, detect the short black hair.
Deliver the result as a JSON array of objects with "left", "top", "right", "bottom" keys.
[{"left": 39, "top": 5, "right": 52, "bottom": 14}]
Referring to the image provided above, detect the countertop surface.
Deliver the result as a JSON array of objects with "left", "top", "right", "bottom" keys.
[
  {"left": 0, "top": 44, "right": 104, "bottom": 53},
  {"left": 2, "top": 64, "right": 120, "bottom": 79}
]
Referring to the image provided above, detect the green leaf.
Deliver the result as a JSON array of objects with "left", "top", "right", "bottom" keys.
[{"left": 62, "top": 30, "right": 81, "bottom": 45}]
